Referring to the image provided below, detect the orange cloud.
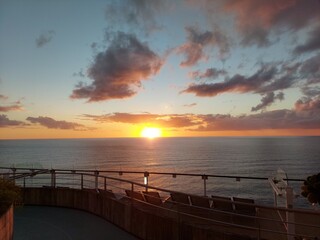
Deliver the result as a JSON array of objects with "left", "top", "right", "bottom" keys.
[
  {"left": 71, "top": 32, "right": 163, "bottom": 102},
  {"left": 0, "top": 104, "right": 23, "bottom": 112},
  {"left": 83, "top": 113, "right": 201, "bottom": 128},
  {"left": 295, "top": 97, "right": 320, "bottom": 112},
  {"left": 84, "top": 108, "right": 320, "bottom": 132}
]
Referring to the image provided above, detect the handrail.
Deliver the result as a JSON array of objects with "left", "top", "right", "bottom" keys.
[
  {"left": 0, "top": 166, "right": 304, "bottom": 181},
  {"left": 1, "top": 167, "right": 316, "bottom": 216},
  {"left": 2, "top": 167, "right": 319, "bottom": 239}
]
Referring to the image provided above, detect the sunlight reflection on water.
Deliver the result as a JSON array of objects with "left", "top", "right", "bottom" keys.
[{"left": 1, "top": 137, "right": 319, "bottom": 207}]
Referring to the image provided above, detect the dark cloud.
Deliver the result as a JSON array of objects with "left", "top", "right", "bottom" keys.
[
  {"left": 181, "top": 56, "right": 319, "bottom": 97},
  {"left": 251, "top": 92, "right": 284, "bottom": 112},
  {"left": 35, "top": 31, "right": 55, "bottom": 48},
  {"left": 189, "top": 68, "right": 227, "bottom": 80},
  {"left": 301, "top": 86, "right": 320, "bottom": 98},
  {"left": 177, "top": 26, "right": 230, "bottom": 66},
  {"left": 0, "top": 115, "right": 27, "bottom": 128},
  {"left": 258, "top": 74, "right": 296, "bottom": 93},
  {"left": 70, "top": 32, "right": 163, "bottom": 102},
  {"left": 26, "top": 116, "right": 89, "bottom": 130},
  {"left": 294, "top": 25, "right": 320, "bottom": 54},
  {"left": 221, "top": 0, "right": 320, "bottom": 47},
  {"left": 181, "top": 63, "right": 280, "bottom": 96},
  {"left": 240, "top": 26, "right": 270, "bottom": 47},
  {"left": 299, "top": 53, "right": 320, "bottom": 79},
  {"left": 196, "top": 109, "right": 320, "bottom": 131}
]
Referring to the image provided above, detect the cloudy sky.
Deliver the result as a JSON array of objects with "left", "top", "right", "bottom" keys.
[{"left": 1, "top": 0, "right": 320, "bottom": 139}]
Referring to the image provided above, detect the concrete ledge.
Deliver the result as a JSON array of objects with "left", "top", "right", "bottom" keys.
[{"left": 0, "top": 205, "right": 13, "bottom": 240}]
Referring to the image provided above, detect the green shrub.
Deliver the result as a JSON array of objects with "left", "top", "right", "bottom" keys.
[
  {"left": 301, "top": 173, "right": 320, "bottom": 205},
  {"left": 0, "top": 178, "right": 21, "bottom": 215}
]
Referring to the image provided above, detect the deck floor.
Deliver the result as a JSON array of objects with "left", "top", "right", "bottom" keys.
[{"left": 13, "top": 206, "right": 138, "bottom": 240}]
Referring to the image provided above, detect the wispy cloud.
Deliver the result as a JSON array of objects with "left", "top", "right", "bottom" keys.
[
  {"left": 220, "top": 0, "right": 320, "bottom": 48},
  {"left": 295, "top": 96, "right": 320, "bottom": 113},
  {"left": 71, "top": 32, "right": 163, "bottom": 102},
  {"left": 0, "top": 95, "right": 23, "bottom": 112},
  {"left": 0, "top": 115, "right": 27, "bottom": 128},
  {"left": 251, "top": 92, "right": 284, "bottom": 112},
  {"left": 105, "top": 0, "right": 168, "bottom": 34},
  {"left": 35, "top": 30, "right": 55, "bottom": 48},
  {"left": 177, "top": 26, "right": 230, "bottom": 66},
  {"left": 26, "top": 116, "right": 90, "bottom": 130},
  {"left": 189, "top": 68, "right": 227, "bottom": 80},
  {"left": 0, "top": 95, "right": 8, "bottom": 101},
  {"left": 0, "top": 104, "right": 23, "bottom": 112},
  {"left": 183, "top": 103, "right": 197, "bottom": 108}
]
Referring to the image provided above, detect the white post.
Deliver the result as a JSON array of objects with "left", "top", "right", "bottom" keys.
[
  {"left": 12, "top": 168, "right": 16, "bottom": 184},
  {"left": 50, "top": 169, "right": 56, "bottom": 188},
  {"left": 202, "top": 175, "right": 208, "bottom": 197},
  {"left": 286, "top": 187, "right": 295, "bottom": 240},
  {"left": 144, "top": 172, "right": 149, "bottom": 192},
  {"left": 94, "top": 170, "right": 99, "bottom": 190}
]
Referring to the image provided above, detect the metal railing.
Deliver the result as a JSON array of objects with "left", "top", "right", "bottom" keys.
[
  {"left": 1, "top": 167, "right": 319, "bottom": 240},
  {"left": 0, "top": 166, "right": 304, "bottom": 196}
]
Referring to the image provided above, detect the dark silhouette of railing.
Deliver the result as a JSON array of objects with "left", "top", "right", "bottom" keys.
[{"left": 1, "top": 167, "right": 319, "bottom": 240}]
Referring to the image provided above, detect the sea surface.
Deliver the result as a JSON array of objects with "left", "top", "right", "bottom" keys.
[{"left": 1, "top": 137, "right": 319, "bottom": 207}]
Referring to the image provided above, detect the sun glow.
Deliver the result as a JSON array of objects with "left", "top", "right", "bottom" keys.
[{"left": 141, "top": 127, "right": 162, "bottom": 139}]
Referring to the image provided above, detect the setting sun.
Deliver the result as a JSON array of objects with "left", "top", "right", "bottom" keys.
[{"left": 141, "top": 127, "right": 162, "bottom": 139}]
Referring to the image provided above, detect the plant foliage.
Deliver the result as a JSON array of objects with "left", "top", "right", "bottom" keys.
[
  {"left": 0, "top": 178, "right": 21, "bottom": 215},
  {"left": 301, "top": 173, "right": 320, "bottom": 205}
]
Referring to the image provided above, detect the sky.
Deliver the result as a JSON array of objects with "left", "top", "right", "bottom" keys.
[{"left": 0, "top": 0, "right": 320, "bottom": 139}]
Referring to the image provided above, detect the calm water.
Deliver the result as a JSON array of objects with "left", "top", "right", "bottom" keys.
[{"left": 1, "top": 137, "right": 319, "bottom": 207}]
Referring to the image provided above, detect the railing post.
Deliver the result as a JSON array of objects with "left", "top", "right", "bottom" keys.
[
  {"left": 144, "top": 172, "right": 149, "bottom": 192},
  {"left": 94, "top": 170, "right": 99, "bottom": 190},
  {"left": 11, "top": 168, "right": 16, "bottom": 184},
  {"left": 104, "top": 177, "right": 107, "bottom": 190},
  {"left": 202, "top": 175, "right": 208, "bottom": 197},
  {"left": 286, "top": 187, "right": 295, "bottom": 240},
  {"left": 81, "top": 173, "right": 84, "bottom": 189},
  {"left": 50, "top": 169, "right": 56, "bottom": 188}
]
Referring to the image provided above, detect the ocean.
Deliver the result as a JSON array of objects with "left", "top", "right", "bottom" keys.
[{"left": 1, "top": 137, "right": 319, "bottom": 207}]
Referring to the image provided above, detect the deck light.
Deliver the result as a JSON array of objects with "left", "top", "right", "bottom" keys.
[
  {"left": 144, "top": 176, "right": 148, "bottom": 185},
  {"left": 144, "top": 172, "right": 149, "bottom": 185}
]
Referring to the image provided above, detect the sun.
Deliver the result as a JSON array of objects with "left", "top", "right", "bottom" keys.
[{"left": 141, "top": 127, "right": 162, "bottom": 139}]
